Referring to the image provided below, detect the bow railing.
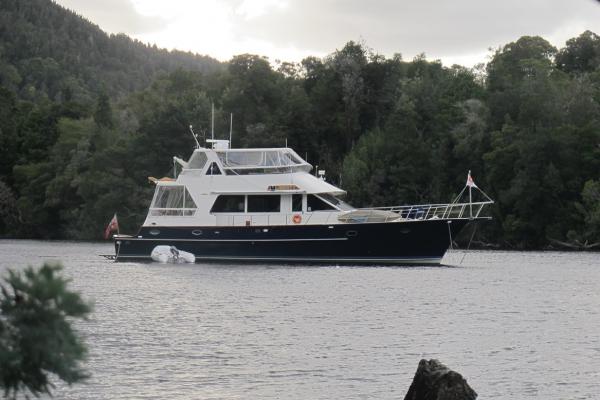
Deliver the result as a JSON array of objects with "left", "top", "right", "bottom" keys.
[{"left": 343, "top": 200, "right": 494, "bottom": 223}]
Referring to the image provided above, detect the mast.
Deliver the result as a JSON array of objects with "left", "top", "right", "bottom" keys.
[
  {"left": 229, "top": 113, "right": 233, "bottom": 149},
  {"left": 211, "top": 102, "right": 215, "bottom": 140},
  {"left": 189, "top": 125, "right": 200, "bottom": 149}
]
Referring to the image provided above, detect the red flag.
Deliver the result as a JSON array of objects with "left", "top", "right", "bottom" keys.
[
  {"left": 466, "top": 171, "right": 478, "bottom": 188},
  {"left": 104, "top": 213, "right": 119, "bottom": 239}
]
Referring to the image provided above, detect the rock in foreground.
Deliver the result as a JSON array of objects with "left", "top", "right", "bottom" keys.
[{"left": 404, "top": 359, "right": 477, "bottom": 400}]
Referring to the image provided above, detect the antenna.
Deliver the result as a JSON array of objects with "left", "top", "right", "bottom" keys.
[
  {"left": 229, "top": 113, "right": 233, "bottom": 149},
  {"left": 189, "top": 125, "right": 200, "bottom": 149},
  {"left": 211, "top": 102, "right": 215, "bottom": 140}
]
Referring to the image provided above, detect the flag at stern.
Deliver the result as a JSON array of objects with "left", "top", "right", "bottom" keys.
[{"left": 104, "top": 213, "right": 119, "bottom": 239}]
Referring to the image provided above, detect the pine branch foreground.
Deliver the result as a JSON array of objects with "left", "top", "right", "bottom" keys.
[{"left": 0, "top": 263, "right": 91, "bottom": 399}]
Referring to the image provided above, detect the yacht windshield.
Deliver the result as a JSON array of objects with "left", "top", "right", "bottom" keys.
[{"left": 318, "top": 194, "right": 354, "bottom": 211}]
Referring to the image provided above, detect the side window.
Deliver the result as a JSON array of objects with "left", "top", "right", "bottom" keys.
[
  {"left": 206, "top": 162, "right": 222, "bottom": 175},
  {"left": 307, "top": 194, "right": 335, "bottom": 211},
  {"left": 247, "top": 195, "right": 280, "bottom": 212},
  {"left": 292, "top": 194, "right": 303, "bottom": 212},
  {"left": 210, "top": 195, "right": 245, "bottom": 213},
  {"left": 151, "top": 186, "right": 197, "bottom": 216}
]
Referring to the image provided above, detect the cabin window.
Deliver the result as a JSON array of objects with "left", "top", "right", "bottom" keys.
[
  {"left": 292, "top": 194, "right": 303, "bottom": 212},
  {"left": 188, "top": 152, "right": 208, "bottom": 169},
  {"left": 151, "top": 186, "right": 196, "bottom": 216},
  {"left": 206, "top": 162, "right": 222, "bottom": 175},
  {"left": 307, "top": 194, "right": 336, "bottom": 211},
  {"left": 247, "top": 195, "right": 280, "bottom": 213},
  {"left": 211, "top": 195, "right": 245, "bottom": 213}
]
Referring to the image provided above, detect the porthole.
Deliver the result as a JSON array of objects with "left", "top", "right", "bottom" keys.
[
  {"left": 192, "top": 230, "right": 203, "bottom": 236},
  {"left": 346, "top": 230, "right": 358, "bottom": 237},
  {"left": 149, "top": 229, "right": 160, "bottom": 236}
]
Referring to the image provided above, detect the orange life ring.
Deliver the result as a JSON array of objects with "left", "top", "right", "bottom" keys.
[{"left": 292, "top": 214, "right": 302, "bottom": 224}]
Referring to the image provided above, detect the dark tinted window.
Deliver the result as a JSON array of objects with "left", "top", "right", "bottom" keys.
[
  {"left": 210, "top": 195, "right": 245, "bottom": 212},
  {"left": 247, "top": 195, "right": 280, "bottom": 212},
  {"left": 307, "top": 194, "right": 335, "bottom": 211},
  {"left": 206, "top": 162, "right": 222, "bottom": 175},
  {"left": 318, "top": 193, "right": 353, "bottom": 210},
  {"left": 292, "top": 194, "right": 303, "bottom": 212}
]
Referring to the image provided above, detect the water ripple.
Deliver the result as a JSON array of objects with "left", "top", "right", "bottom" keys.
[{"left": 0, "top": 241, "right": 599, "bottom": 399}]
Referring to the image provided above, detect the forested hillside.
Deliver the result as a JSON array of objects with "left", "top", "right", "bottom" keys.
[
  {"left": 0, "top": 0, "right": 598, "bottom": 249},
  {"left": 0, "top": 0, "right": 222, "bottom": 104}
]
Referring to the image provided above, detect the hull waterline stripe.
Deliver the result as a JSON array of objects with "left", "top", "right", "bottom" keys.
[
  {"left": 114, "top": 255, "right": 442, "bottom": 264},
  {"left": 125, "top": 237, "right": 348, "bottom": 242}
]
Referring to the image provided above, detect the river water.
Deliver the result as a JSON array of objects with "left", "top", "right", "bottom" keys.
[{"left": 0, "top": 240, "right": 598, "bottom": 399}]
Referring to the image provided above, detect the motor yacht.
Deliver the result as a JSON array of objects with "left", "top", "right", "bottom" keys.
[{"left": 113, "top": 139, "right": 493, "bottom": 264}]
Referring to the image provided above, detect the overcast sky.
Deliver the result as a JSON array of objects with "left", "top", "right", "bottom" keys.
[{"left": 54, "top": 0, "right": 600, "bottom": 66}]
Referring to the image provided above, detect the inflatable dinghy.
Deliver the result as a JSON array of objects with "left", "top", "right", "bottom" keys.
[{"left": 151, "top": 246, "right": 195, "bottom": 263}]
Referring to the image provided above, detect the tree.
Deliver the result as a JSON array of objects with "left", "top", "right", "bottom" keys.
[
  {"left": 222, "top": 54, "right": 286, "bottom": 147},
  {"left": 93, "top": 92, "right": 114, "bottom": 128},
  {"left": 0, "top": 180, "right": 19, "bottom": 236},
  {"left": 486, "top": 36, "right": 558, "bottom": 128},
  {"left": 556, "top": 30, "right": 600, "bottom": 74},
  {"left": 0, "top": 87, "right": 19, "bottom": 183},
  {"left": 0, "top": 263, "right": 91, "bottom": 399}
]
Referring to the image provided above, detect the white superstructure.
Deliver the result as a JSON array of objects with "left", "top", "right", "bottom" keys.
[{"left": 144, "top": 145, "right": 353, "bottom": 228}]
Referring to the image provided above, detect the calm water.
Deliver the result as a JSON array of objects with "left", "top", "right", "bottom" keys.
[{"left": 0, "top": 240, "right": 598, "bottom": 399}]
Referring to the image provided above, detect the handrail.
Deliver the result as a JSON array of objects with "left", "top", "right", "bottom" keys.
[
  {"left": 358, "top": 200, "right": 492, "bottom": 212},
  {"left": 350, "top": 200, "right": 494, "bottom": 221}
]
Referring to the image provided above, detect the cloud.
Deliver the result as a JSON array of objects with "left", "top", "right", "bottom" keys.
[
  {"left": 227, "top": 0, "right": 600, "bottom": 61},
  {"left": 54, "top": 0, "right": 600, "bottom": 65},
  {"left": 55, "top": 0, "right": 167, "bottom": 35}
]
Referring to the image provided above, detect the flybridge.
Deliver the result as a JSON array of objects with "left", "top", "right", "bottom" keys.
[
  {"left": 178, "top": 147, "right": 312, "bottom": 175},
  {"left": 186, "top": 116, "right": 311, "bottom": 175},
  {"left": 216, "top": 148, "right": 312, "bottom": 174}
]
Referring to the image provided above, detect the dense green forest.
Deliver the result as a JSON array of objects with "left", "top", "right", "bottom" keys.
[{"left": 0, "top": 0, "right": 598, "bottom": 249}]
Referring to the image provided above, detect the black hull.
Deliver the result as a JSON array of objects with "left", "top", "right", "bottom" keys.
[{"left": 113, "top": 218, "right": 478, "bottom": 265}]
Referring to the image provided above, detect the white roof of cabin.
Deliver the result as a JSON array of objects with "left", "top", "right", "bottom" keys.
[{"left": 176, "top": 171, "right": 345, "bottom": 195}]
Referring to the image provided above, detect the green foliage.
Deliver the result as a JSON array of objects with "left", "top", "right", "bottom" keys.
[
  {"left": 556, "top": 31, "right": 600, "bottom": 74},
  {"left": 0, "top": 180, "right": 19, "bottom": 235},
  {"left": 0, "top": 263, "right": 91, "bottom": 399},
  {"left": 0, "top": 0, "right": 222, "bottom": 103},
  {"left": 571, "top": 180, "right": 600, "bottom": 245},
  {"left": 0, "top": 0, "right": 599, "bottom": 248}
]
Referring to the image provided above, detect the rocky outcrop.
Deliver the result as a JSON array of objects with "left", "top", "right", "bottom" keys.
[{"left": 404, "top": 359, "right": 477, "bottom": 400}]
